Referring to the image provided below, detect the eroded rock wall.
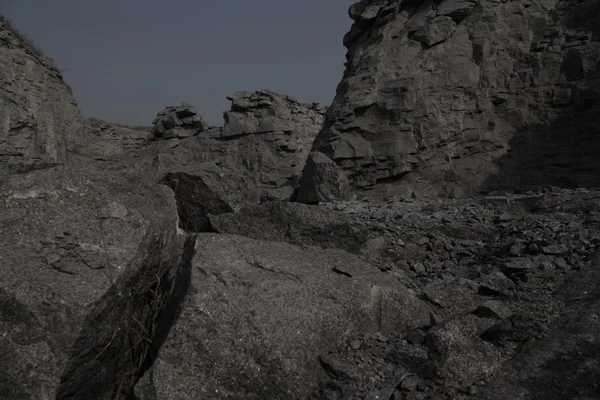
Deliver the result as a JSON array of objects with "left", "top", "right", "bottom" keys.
[
  {"left": 0, "top": 15, "right": 83, "bottom": 174},
  {"left": 152, "top": 90, "right": 327, "bottom": 201},
  {"left": 310, "top": 0, "right": 600, "bottom": 198}
]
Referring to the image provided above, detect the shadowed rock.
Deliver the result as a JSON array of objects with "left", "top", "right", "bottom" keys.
[
  {"left": 296, "top": 151, "right": 350, "bottom": 204},
  {"left": 479, "top": 252, "right": 600, "bottom": 400},
  {"left": 204, "top": 201, "right": 369, "bottom": 255},
  {"left": 0, "top": 164, "right": 187, "bottom": 400},
  {"left": 151, "top": 90, "right": 327, "bottom": 202},
  {"left": 134, "top": 234, "right": 431, "bottom": 399},
  {"left": 310, "top": 0, "right": 600, "bottom": 198},
  {"left": 160, "top": 163, "right": 261, "bottom": 232}
]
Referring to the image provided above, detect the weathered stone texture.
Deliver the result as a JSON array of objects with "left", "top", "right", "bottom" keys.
[
  {"left": 0, "top": 164, "right": 186, "bottom": 400},
  {"left": 309, "top": 0, "right": 600, "bottom": 199},
  {"left": 152, "top": 91, "right": 326, "bottom": 201},
  {"left": 296, "top": 151, "right": 350, "bottom": 204},
  {"left": 0, "top": 15, "right": 83, "bottom": 174}
]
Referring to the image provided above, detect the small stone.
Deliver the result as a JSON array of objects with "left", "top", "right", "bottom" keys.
[
  {"left": 417, "top": 236, "right": 430, "bottom": 246},
  {"left": 541, "top": 244, "right": 568, "bottom": 255},
  {"left": 509, "top": 241, "right": 525, "bottom": 256},
  {"left": 479, "top": 272, "right": 515, "bottom": 297},
  {"left": 411, "top": 262, "right": 427, "bottom": 274},
  {"left": 528, "top": 243, "right": 539, "bottom": 253},
  {"left": 400, "top": 374, "right": 419, "bottom": 392},
  {"left": 473, "top": 300, "right": 513, "bottom": 320},
  {"left": 350, "top": 340, "right": 361, "bottom": 350},
  {"left": 554, "top": 257, "right": 571, "bottom": 270},
  {"left": 396, "top": 260, "right": 410, "bottom": 271},
  {"left": 376, "top": 332, "right": 388, "bottom": 343},
  {"left": 46, "top": 254, "right": 61, "bottom": 265}
]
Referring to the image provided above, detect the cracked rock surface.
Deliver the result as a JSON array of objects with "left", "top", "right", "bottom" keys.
[
  {"left": 2, "top": 1, "right": 600, "bottom": 399},
  {"left": 188, "top": 187, "right": 600, "bottom": 398},
  {"left": 308, "top": 0, "right": 600, "bottom": 199},
  {"left": 0, "top": 163, "right": 188, "bottom": 400},
  {"left": 0, "top": 15, "right": 83, "bottom": 175}
]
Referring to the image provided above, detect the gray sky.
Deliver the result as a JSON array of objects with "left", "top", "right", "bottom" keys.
[{"left": 2, "top": 0, "right": 352, "bottom": 126}]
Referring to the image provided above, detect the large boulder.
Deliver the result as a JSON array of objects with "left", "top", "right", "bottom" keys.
[
  {"left": 204, "top": 201, "right": 369, "bottom": 255},
  {"left": 134, "top": 233, "right": 431, "bottom": 399},
  {"left": 0, "top": 15, "right": 83, "bottom": 175},
  {"left": 160, "top": 163, "right": 261, "bottom": 232},
  {"left": 0, "top": 164, "right": 189, "bottom": 400},
  {"left": 296, "top": 151, "right": 350, "bottom": 204},
  {"left": 308, "top": 0, "right": 600, "bottom": 198},
  {"left": 151, "top": 90, "right": 326, "bottom": 201}
]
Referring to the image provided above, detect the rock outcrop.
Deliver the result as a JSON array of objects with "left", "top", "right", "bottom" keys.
[
  {"left": 307, "top": 0, "right": 600, "bottom": 199},
  {"left": 134, "top": 233, "right": 431, "bottom": 399},
  {"left": 151, "top": 102, "right": 210, "bottom": 139},
  {"left": 161, "top": 163, "right": 261, "bottom": 232},
  {"left": 151, "top": 91, "right": 327, "bottom": 201},
  {"left": 0, "top": 15, "right": 84, "bottom": 175},
  {"left": 0, "top": 163, "right": 188, "bottom": 400},
  {"left": 73, "top": 118, "right": 153, "bottom": 162},
  {"left": 4, "top": 6, "right": 600, "bottom": 400},
  {"left": 296, "top": 151, "right": 350, "bottom": 204}
]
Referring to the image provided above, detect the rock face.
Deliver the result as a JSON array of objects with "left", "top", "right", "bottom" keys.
[
  {"left": 296, "top": 151, "right": 350, "bottom": 204},
  {"left": 134, "top": 233, "right": 431, "bottom": 399},
  {"left": 308, "top": 0, "right": 600, "bottom": 198},
  {"left": 0, "top": 163, "right": 188, "bottom": 400},
  {"left": 204, "top": 201, "right": 370, "bottom": 254},
  {"left": 152, "top": 91, "right": 327, "bottom": 201},
  {"left": 151, "top": 102, "right": 210, "bottom": 139},
  {"left": 161, "top": 164, "right": 261, "bottom": 232},
  {"left": 4, "top": 7, "right": 600, "bottom": 400},
  {"left": 0, "top": 15, "right": 83, "bottom": 174},
  {"left": 73, "top": 118, "right": 153, "bottom": 162}
]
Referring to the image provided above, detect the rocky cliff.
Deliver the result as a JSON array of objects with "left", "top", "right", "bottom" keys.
[
  {"left": 309, "top": 0, "right": 600, "bottom": 198},
  {"left": 0, "top": 15, "right": 83, "bottom": 174},
  {"left": 151, "top": 90, "right": 326, "bottom": 202},
  {"left": 3, "top": 6, "right": 600, "bottom": 400}
]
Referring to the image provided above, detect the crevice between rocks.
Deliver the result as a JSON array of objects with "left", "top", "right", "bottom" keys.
[
  {"left": 55, "top": 231, "right": 197, "bottom": 400},
  {"left": 131, "top": 233, "right": 196, "bottom": 390}
]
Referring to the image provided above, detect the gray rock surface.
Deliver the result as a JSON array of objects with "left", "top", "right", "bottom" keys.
[
  {"left": 296, "top": 151, "right": 350, "bottom": 204},
  {"left": 161, "top": 163, "right": 261, "bottom": 232},
  {"left": 0, "top": 15, "right": 83, "bottom": 175},
  {"left": 0, "top": 163, "right": 187, "bottom": 400},
  {"left": 2, "top": 6, "right": 600, "bottom": 400},
  {"left": 204, "top": 201, "right": 369, "bottom": 255},
  {"left": 307, "top": 0, "right": 600, "bottom": 199},
  {"left": 152, "top": 90, "right": 326, "bottom": 201},
  {"left": 151, "top": 102, "right": 210, "bottom": 139},
  {"left": 134, "top": 233, "right": 431, "bottom": 399},
  {"left": 479, "top": 252, "right": 600, "bottom": 400},
  {"left": 72, "top": 118, "right": 153, "bottom": 161}
]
